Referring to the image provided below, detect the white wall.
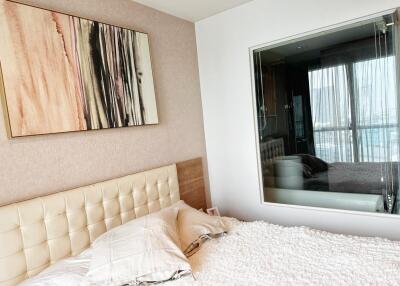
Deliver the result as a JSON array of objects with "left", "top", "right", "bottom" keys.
[{"left": 196, "top": 0, "right": 400, "bottom": 239}]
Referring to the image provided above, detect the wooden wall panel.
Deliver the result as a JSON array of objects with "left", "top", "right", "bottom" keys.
[{"left": 177, "top": 158, "right": 207, "bottom": 211}]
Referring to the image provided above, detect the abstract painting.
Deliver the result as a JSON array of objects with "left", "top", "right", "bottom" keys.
[{"left": 0, "top": 0, "right": 158, "bottom": 138}]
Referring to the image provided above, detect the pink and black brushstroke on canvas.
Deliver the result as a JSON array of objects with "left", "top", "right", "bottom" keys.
[{"left": 0, "top": 0, "right": 158, "bottom": 137}]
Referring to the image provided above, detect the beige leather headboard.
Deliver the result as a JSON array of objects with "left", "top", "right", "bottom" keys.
[{"left": 0, "top": 164, "right": 180, "bottom": 286}]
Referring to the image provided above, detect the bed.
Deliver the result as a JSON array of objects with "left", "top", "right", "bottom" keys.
[
  {"left": 0, "top": 158, "right": 206, "bottom": 286},
  {"left": 265, "top": 161, "right": 399, "bottom": 213},
  {"left": 260, "top": 138, "right": 398, "bottom": 193},
  {"left": 303, "top": 162, "right": 399, "bottom": 195},
  {"left": 1, "top": 158, "right": 400, "bottom": 286},
  {"left": 260, "top": 139, "right": 398, "bottom": 213},
  {"left": 13, "top": 218, "right": 400, "bottom": 286}
]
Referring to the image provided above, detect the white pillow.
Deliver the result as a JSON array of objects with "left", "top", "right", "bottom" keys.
[
  {"left": 18, "top": 249, "right": 91, "bottom": 286},
  {"left": 84, "top": 207, "right": 192, "bottom": 286},
  {"left": 175, "top": 201, "right": 227, "bottom": 256}
]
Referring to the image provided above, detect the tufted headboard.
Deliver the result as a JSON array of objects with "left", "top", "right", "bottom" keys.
[
  {"left": 0, "top": 163, "right": 187, "bottom": 286},
  {"left": 260, "top": 138, "right": 285, "bottom": 164}
]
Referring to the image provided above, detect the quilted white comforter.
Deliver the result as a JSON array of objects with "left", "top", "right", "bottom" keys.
[
  {"left": 22, "top": 218, "right": 400, "bottom": 286},
  {"left": 179, "top": 219, "right": 400, "bottom": 285}
]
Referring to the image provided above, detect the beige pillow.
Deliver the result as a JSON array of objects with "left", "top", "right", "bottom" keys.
[
  {"left": 85, "top": 207, "right": 192, "bottom": 286},
  {"left": 175, "top": 201, "right": 227, "bottom": 257}
]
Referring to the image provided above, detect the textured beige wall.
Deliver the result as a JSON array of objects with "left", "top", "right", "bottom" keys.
[{"left": 0, "top": 0, "right": 208, "bottom": 206}]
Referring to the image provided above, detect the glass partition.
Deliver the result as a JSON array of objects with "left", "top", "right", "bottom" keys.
[{"left": 253, "top": 12, "right": 400, "bottom": 214}]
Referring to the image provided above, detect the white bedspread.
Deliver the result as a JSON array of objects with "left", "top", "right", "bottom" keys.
[{"left": 22, "top": 218, "right": 400, "bottom": 286}]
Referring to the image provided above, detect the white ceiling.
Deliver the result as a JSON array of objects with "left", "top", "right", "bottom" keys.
[{"left": 133, "top": 0, "right": 254, "bottom": 22}]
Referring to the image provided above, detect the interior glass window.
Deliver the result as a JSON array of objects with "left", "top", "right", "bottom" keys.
[{"left": 253, "top": 13, "right": 399, "bottom": 214}]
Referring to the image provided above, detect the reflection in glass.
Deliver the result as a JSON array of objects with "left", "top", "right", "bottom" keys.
[{"left": 254, "top": 13, "right": 400, "bottom": 214}]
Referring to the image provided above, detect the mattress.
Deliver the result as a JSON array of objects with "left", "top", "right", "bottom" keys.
[
  {"left": 326, "top": 162, "right": 398, "bottom": 194},
  {"left": 20, "top": 217, "right": 400, "bottom": 286},
  {"left": 303, "top": 162, "right": 399, "bottom": 195}
]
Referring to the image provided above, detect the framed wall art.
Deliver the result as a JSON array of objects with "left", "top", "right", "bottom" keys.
[{"left": 0, "top": 0, "right": 159, "bottom": 138}]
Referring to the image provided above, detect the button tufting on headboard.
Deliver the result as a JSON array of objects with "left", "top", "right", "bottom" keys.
[{"left": 0, "top": 164, "right": 180, "bottom": 286}]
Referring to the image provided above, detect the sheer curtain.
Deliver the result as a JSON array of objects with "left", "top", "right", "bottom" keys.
[
  {"left": 308, "top": 19, "right": 399, "bottom": 213},
  {"left": 309, "top": 56, "right": 398, "bottom": 164},
  {"left": 353, "top": 55, "right": 399, "bottom": 213},
  {"left": 308, "top": 65, "right": 353, "bottom": 163},
  {"left": 353, "top": 56, "right": 398, "bottom": 163}
]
